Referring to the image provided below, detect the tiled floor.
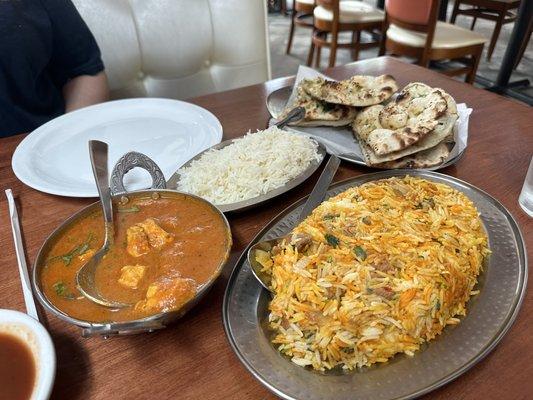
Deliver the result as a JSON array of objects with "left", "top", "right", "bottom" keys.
[{"left": 268, "top": 1, "right": 532, "bottom": 100}]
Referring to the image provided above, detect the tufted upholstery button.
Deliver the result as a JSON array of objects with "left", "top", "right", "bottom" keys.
[{"left": 72, "top": 0, "right": 271, "bottom": 100}]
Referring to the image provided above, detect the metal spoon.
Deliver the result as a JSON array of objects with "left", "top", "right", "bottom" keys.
[
  {"left": 247, "top": 154, "right": 341, "bottom": 292},
  {"left": 275, "top": 106, "right": 306, "bottom": 128},
  {"left": 76, "top": 140, "right": 131, "bottom": 308}
]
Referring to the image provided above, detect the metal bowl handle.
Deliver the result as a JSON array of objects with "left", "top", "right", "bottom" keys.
[
  {"left": 82, "top": 320, "right": 166, "bottom": 338},
  {"left": 110, "top": 151, "right": 166, "bottom": 195}
]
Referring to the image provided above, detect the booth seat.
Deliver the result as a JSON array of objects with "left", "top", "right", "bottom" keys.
[{"left": 72, "top": 0, "right": 271, "bottom": 100}]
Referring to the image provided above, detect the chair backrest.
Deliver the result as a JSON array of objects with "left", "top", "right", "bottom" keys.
[
  {"left": 382, "top": 0, "right": 440, "bottom": 65},
  {"left": 384, "top": 0, "right": 439, "bottom": 32},
  {"left": 316, "top": 0, "right": 338, "bottom": 8},
  {"left": 72, "top": 0, "right": 271, "bottom": 100},
  {"left": 315, "top": 0, "right": 340, "bottom": 31}
]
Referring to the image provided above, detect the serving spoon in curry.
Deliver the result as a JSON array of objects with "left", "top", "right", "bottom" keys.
[
  {"left": 247, "top": 153, "right": 341, "bottom": 292},
  {"left": 76, "top": 140, "right": 132, "bottom": 309}
]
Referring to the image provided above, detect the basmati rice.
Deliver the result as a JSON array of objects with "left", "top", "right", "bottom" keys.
[
  {"left": 262, "top": 176, "right": 490, "bottom": 371},
  {"left": 177, "top": 127, "right": 321, "bottom": 205}
]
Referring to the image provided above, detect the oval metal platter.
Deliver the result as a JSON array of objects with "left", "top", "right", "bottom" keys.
[
  {"left": 167, "top": 138, "right": 327, "bottom": 213},
  {"left": 223, "top": 170, "right": 527, "bottom": 400},
  {"left": 266, "top": 86, "right": 466, "bottom": 171}
]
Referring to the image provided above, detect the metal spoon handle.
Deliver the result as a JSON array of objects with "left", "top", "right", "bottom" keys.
[
  {"left": 89, "top": 140, "right": 114, "bottom": 246},
  {"left": 298, "top": 154, "right": 340, "bottom": 221},
  {"left": 275, "top": 106, "right": 306, "bottom": 129}
]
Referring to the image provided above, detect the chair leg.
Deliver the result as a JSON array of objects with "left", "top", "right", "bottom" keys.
[
  {"left": 315, "top": 37, "right": 322, "bottom": 68},
  {"left": 487, "top": 11, "right": 505, "bottom": 61},
  {"left": 307, "top": 32, "right": 316, "bottom": 66},
  {"left": 378, "top": 22, "right": 387, "bottom": 56},
  {"left": 419, "top": 48, "right": 431, "bottom": 68},
  {"left": 466, "top": 45, "right": 483, "bottom": 84},
  {"left": 470, "top": 15, "right": 477, "bottom": 30},
  {"left": 351, "top": 30, "right": 361, "bottom": 61},
  {"left": 286, "top": 9, "right": 296, "bottom": 54},
  {"left": 450, "top": 0, "right": 461, "bottom": 23},
  {"left": 419, "top": 58, "right": 430, "bottom": 68},
  {"left": 328, "top": 31, "right": 339, "bottom": 68}
]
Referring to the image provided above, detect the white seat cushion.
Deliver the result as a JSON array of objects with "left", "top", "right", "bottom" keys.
[
  {"left": 72, "top": 0, "right": 271, "bottom": 100},
  {"left": 387, "top": 22, "right": 487, "bottom": 50},
  {"left": 296, "top": 0, "right": 314, "bottom": 5},
  {"left": 314, "top": 1, "right": 383, "bottom": 24}
]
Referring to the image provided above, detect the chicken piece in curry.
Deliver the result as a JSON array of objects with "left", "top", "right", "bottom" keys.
[{"left": 40, "top": 195, "right": 230, "bottom": 322}]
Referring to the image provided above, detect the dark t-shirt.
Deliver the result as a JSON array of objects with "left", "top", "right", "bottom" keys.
[{"left": 0, "top": 0, "right": 104, "bottom": 137}]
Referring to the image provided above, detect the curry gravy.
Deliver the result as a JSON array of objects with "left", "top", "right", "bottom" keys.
[
  {"left": 40, "top": 195, "right": 230, "bottom": 322},
  {"left": 0, "top": 332, "right": 35, "bottom": 400}
]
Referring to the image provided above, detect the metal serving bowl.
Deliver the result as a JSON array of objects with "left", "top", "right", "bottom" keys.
[{"left": 32, "top": 151, "right": 232, "bottom": 337}]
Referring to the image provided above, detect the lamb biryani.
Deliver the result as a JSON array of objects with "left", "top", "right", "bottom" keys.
[{"left": 257, "top": 176, "right": 490, "bottom": 371}]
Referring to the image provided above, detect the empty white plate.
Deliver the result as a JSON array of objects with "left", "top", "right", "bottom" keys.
[{"left": 12, "top": 98, "right": 222, "bottom": 197}]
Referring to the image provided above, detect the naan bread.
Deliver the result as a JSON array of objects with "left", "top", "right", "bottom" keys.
[
  {"left": 301, "top": 75, "right": 398, "bottom": 107},
  {"left": 351, "top": 104, "right": 384, "bottom": 141},
  {"left": 363, "top": 86, "right": 449, "bottom": 155},
  {"left": 282, "top": 86, "right": 357, "bottom": 127},
  {"left": 354, "top": 112, "right": 458, "bottom": 165},
  {"left": 352, "top": 83, "right": 458, "bottom": 165},
  {"left": 373, "top": 142, "right": 453, "bottom": 169}
]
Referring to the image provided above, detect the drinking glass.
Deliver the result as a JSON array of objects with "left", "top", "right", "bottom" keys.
[{"left": 518, "top": 156, "right": 533, "bottom": 217}]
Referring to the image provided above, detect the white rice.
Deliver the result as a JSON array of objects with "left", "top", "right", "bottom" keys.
[{"left": 177, "top": 127, "right": 321, "bottom": 205}]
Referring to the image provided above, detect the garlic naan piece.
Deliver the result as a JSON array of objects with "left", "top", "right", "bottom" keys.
[
  {"left": 352, "top": 105, "right": 384, "bottom": 141},
  {"left": 365, "top": 88, "right": 448, "bottom": 155},
  {"left": 281, "top": 86, "right": 357, "bottom": 127},
  {"left": 356, "top": 112, "right": 458, "bottom": 165},
  {"left": 378, "top": 106, "right": 408, "bottom": 129},
  {"left": 352, "top": 84, "right": 459, "bottom": 166},
  {"left": 301, "top": 75, "right": 398, "bottom": 107},
  {"left": 373, "top": 142, "right": 453, "bottom": 169},
  {"left": 396, "top": 82, "right": 432, "bottom": 105}
]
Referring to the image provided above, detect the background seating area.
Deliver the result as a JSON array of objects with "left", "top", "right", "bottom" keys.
[{"left": 269, "top": 0, "right": 532, "bottom": 100}]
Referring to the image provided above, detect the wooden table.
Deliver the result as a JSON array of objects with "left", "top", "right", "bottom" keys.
[{"left": 0, "top": 57, "right": 531, "bottom": 399}]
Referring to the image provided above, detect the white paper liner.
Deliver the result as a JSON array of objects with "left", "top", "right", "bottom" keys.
[{"left": 270, "top": 65, "right": 471, "bottom": 165}]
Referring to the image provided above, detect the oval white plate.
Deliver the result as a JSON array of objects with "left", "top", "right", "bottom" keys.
[{"left": 12, "top": 98, "right": 222, "bottom": 197}]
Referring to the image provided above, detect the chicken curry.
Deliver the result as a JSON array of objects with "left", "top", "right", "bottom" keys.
[{"left": 40, "top": 194, "right": 230, "bottom": 322}]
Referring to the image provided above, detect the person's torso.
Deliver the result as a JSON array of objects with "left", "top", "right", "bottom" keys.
[{"left": 0, "top": 0, "right": 65, "bottom": 137}]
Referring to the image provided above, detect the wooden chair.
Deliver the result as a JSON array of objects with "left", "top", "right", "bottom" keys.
[
  {"left": 286, "top": 0, "right": 316, "bottom": 65},
  {"left": 450, "top": 0, "right": 521, "bottom": 61},
  {"left": 379, "top": 0, "right": 487, "bottom": 84},
  {"left": 310, "top": 0, "right": 384, "bottom": 68}
]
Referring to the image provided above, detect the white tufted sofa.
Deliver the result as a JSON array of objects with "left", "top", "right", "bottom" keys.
[{"left": 72, "top": 0, "right": 272, "bottom": 100}]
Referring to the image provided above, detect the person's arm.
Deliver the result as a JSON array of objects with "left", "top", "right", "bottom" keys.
[
  {"left": 63, "top": 71, "right": 109, "bottom": 112},
  {"left": 42, "top": 0, "right": 108, "bottom": 111}
]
